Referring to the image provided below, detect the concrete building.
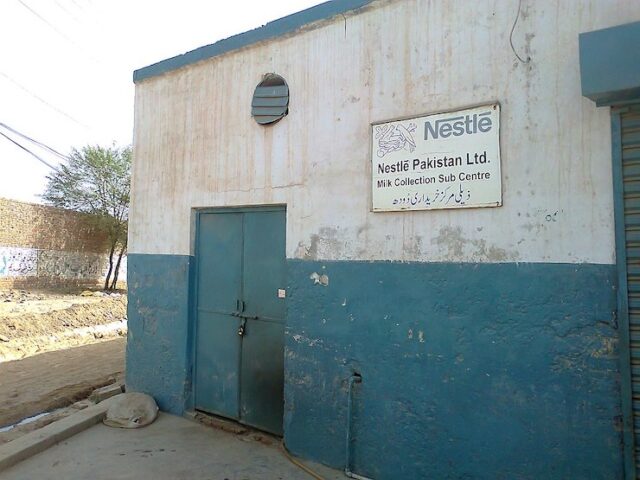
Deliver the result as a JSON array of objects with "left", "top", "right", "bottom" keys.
[{"left": 126, "top": 1, "right": 640, "bottom": 478}]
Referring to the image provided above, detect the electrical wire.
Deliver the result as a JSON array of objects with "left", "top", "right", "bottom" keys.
[
  {"left": 17, "top": 0, "right": 79, "bottom": 47},
  {"left": 0, "top": 72, "right": 89, "bottom": 128},
  {"left": 17, "top": 0, "right": 103, "bottom": 65},
  {"left": 0, "top": 130, "right": 58, "bottom": 170},
  {"left": 280, "top": 441, "right": 327, "bottom": 480},
  {"left": 0, "top": 121, "right": 69, "bottom": 161},
  {"left": 54, "top": 0, "right": 82, "bottom": 25},
  {"left": 509, "top": 0, "right": 531, "bottom": 64},
  {"left": 70, "top": 0, "right": 87, "bottom": 10}
]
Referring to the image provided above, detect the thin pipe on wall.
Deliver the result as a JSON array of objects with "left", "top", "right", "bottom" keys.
[{"left": 345, "top": 372, "right": 374, "bottom": 480}]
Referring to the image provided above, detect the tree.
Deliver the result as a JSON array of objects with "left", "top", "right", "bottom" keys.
[{"left": 42, "top": 144, "right": 131, "bottom": 290}]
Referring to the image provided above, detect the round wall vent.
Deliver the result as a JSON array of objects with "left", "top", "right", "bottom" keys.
[{"left": 251, "top": 73, "right": 289, "bottom": 125}]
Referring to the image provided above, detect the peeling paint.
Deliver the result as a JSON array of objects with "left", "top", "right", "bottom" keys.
[
  {"left": 295, "top": 241, "right": 311, "bottom": 259},
  {"left": 591, "top": 337, "right": 617, "bottom": 359},
  {"left": 291, "top": 334, "right": 323, "bottom": 348},
  {"left": 309, "top": 272, "right": 329, "bottom": 286},
  {"left": 305, "top": 228, "right": 344, "bottom": 260}
]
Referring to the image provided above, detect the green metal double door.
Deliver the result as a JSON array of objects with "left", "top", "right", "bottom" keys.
[{"left": 194, "top": 207, "right": 286, "bottom": 435}]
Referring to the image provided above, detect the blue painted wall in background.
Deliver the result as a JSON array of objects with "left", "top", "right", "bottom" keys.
[
  {"left": 284, "top": 260, "right": 622, "bottom": 480},
  {"left": 126, "top": 253, "right": 193, "bottom": 414}
]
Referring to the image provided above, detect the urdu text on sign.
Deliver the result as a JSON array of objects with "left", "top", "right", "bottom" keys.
[{"left": 371, "top": 103, "right": 502, "bottom": 212}]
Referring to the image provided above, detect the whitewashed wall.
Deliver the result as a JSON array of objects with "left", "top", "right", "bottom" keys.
[{"left": 130, "top": 0, "right": 640, "bottom": 264}]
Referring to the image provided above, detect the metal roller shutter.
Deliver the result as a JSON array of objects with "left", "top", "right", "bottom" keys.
[{"left": 620, "top": 104, "right": 640, "bottom": 478}]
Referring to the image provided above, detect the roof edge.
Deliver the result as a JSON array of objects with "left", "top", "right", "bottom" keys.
[{"left": 133, "top": 0, "right": 374, "bottom": 83}]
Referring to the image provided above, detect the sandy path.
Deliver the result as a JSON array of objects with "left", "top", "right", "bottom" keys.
[{"left": 0, "top": 338, "right": 125, "bottom": 427}]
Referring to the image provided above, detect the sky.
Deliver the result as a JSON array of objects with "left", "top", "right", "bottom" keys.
[{"left": 0, "top": 0, "right": 324, "bottom": 203}]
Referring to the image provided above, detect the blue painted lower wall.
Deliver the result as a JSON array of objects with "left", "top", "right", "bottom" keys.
[
  {"left": 126, "top": 254, "right": 622, "bottom": 479},
  {"left": 284, "top": 260, "right": 622, "bottom": 480},
  {"left": 126, "top": 253, "right": 193, "bottom": 414}
]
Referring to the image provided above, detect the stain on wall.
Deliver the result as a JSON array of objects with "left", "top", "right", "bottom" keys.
[{"left": 430, "top": 226, "right": 519, "bottom": 262}]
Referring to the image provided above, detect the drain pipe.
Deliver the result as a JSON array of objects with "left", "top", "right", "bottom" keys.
[{"left": 345, "top": 372, "right": 374, "bottom": 480}]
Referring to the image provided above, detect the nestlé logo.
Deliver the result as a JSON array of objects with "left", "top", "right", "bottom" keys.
[{"left": 424, "top": 111, "right": 492, "bottom": 140}]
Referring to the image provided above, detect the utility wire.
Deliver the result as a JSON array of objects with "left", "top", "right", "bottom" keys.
[
  {"left": 18, "top": 0, "right": 79, "bottom": 46},
  {"left": 0, "top": 72, "right": 89, "bottom": 128},
  {"left": 0, "top": 130, "right": 59, "bottom": 170},
  {"left": 0, "top": 121, "right": 70, "bottom": 161},
  {"left": 510, "top": 0, "right": 531, "bottom": 64},
  {"left": 70, "top": 0, "right": 87, "bottom": 10},
  {"left": 17, "top": 0, "right": 102, "bottom": 65},
  {"left": 54, "top": 0, "right": 82, "bottom": 25}
]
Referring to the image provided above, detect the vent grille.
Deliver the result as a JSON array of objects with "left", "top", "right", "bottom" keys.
[{"left": 251, "top": 74, "right": 289, "bottom": 125}]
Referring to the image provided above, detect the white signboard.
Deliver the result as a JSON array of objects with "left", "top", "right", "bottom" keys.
[{"left": 371, "top": 103, "right": 501, "bottom": 211}]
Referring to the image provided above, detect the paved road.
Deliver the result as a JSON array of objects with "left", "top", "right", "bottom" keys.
[{"left": 0, "top": 338, "right": 125, "bottom": 428}]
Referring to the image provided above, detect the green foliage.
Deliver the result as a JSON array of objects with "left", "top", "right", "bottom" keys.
[
  {"left": 43, "top": 144, "right": 130, "bottom": 222},
  {"left": 43, "top": 144, "right": 131, "bottom": 289}
]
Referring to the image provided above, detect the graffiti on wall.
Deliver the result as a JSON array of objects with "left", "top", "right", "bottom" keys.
[
  {"left": 0, "top": 247, "right": 38, "bottom": 277},
  {"left": 0, "top": 246, "right": 126, "bottom": 282},
  {"left": 38, "top": 251, "right": 105, "bottom": 279}
]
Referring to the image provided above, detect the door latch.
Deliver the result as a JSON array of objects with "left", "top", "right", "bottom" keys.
[{"left": 238, "top": 318, "right": 247, "bottom": 336}]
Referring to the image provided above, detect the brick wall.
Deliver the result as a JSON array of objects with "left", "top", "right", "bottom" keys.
[
  {"left": 0, "top": 198, "right": 125, "bottom": 289},
  {"left": 0, "top": 198, "right": 108, "bottom": 252}
]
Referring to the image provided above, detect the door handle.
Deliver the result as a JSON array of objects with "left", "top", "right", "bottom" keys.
[{"left": 234, "top": 300, "right": 248, "bottom": 316}]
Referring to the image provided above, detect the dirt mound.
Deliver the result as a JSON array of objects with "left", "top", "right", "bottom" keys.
[{"left": 0, "top": 290, "right": 127, "bottom": 361}]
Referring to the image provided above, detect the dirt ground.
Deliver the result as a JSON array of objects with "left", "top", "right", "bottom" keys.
[
  {"left": 0, "top": 289, "right": 127, "bottom": 361},
  {"left": 0, "top": 339, "right": 125, "bottom": 430},
  {"left": 0, "top": 289, "right": 127, "bottom": 441}
]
